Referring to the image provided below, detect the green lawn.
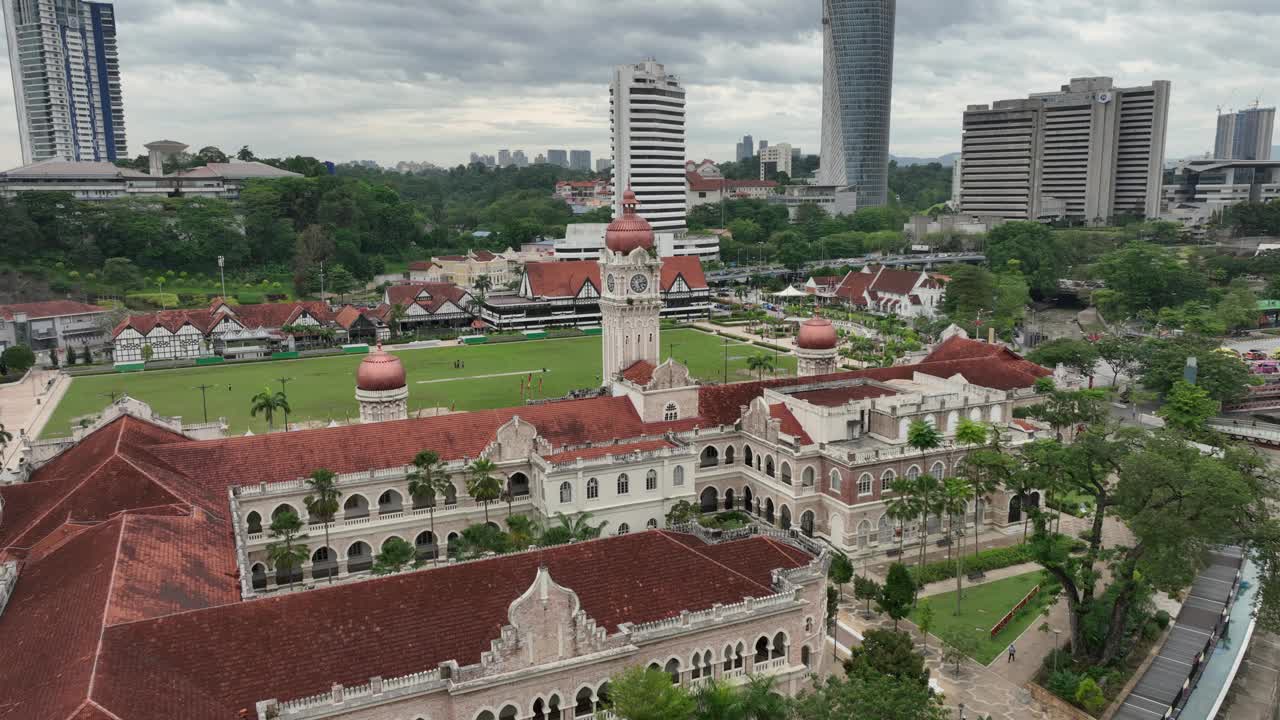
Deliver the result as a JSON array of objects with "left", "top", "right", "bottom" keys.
[
  {"left": 911, "top": 571, "right": 1055, "bottom": 665},
  {"left": 43, "top": 328, "right": 795, "bottom": 437}
]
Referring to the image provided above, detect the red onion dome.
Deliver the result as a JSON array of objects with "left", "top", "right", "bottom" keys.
[
  {"left": 605, "top": 187, "right": 654, "bottom": 254},
  {"left": 356, "top": 343, "right": 406, "bottom": 391},
  {"left": 796, "top": 315, "right": 837, "bottom": 350}
]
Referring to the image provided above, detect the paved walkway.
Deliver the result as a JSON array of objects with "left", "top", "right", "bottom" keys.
[
  {"left": 0, "top": 368, "right": 68, "bottom": 471},
  {"left": 1217, "top": 631, "right": 1280, "bottom": 720}
]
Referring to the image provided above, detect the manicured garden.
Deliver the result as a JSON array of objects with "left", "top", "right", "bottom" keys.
[
  {"left": 910, "top": 570, "right": 1058, "bottom": 665},
  {"left": 42, "top": 328, "right": 796, "bottom": 437}
]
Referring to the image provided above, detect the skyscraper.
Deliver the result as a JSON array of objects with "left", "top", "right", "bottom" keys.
[
  {"left": 498, "top": 149, "right": 512, "bottom": 167},
  {"left": 4, "top": 0, "right": 127, "bottom": 164},
  {"left": 817, "top": 0, "right": 895, "bottom": 208},
  {"left": 1215, "top": 106, "right": 1275, "bottom": 161},
  {"left": 569, "top": 149, "right": 591, "bottom": 171},
  {"left": 610, "top": 59, "right": 686, "bottom": 233},
  {"left": 736, "top": 134, "right": 754, "bottom": 161},
  {"left": 547, "top": 149, "right": 568, "bottom": 167},
  {"left": 958, "top": 77, "right": 1170, "bottom": 222}
]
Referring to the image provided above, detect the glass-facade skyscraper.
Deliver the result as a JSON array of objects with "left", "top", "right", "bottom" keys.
[
  {"left": 817, "top": 0, "right": 895, "bottom": 208},
  {"left": 4, "top": 0, "right": 127, "bottom": 164}
]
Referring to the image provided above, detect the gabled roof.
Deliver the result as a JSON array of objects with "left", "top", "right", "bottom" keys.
[
  {"left": 112, "top": 309, "right": 221, "bottom": 338},
  {"left": 147, "top": 395, "right": 662, "bottom": 489},
  {"left": 620, "top": 359, "right": 656, "bottom": 385},
  {"left": 869, "top": 267, "right": 925, "bottom": 296},
  {"left": 768, "top": 404, "right": 813, "bottom": 445},
  {"left": 660, "top": 256, "right": 708, "bottom": 291},
  {"left": 95, "top": 531, "right": 807, "bottom": 720},
  {"left": 230, "top": 301, "right": 332, "bottom": 329},
  {"left": 0, "top": 300, "right": 106, "bottom": 321},
  {"left": 407, "top": 261, "right": 440, "bottom": 271},
  {"left": 524, "top": 261, "right": 601, "bottom": 298},
  {"left": 833, "top": 270, "right": 873, "bottom": 305},
  {"left": 385, "top": 282, "right": 471, "bottom": 314}
]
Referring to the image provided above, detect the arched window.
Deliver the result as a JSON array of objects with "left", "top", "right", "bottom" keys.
[
  {"left": 646, "top": 518, "right": 658, "bottom": 529},
  {"left": 342, "top": 495, "right": 369, "bottom": 519},
  {"left": 801, "top": 645, "right": 812, "bottom": 668},
  {"left": 559, "top": 481, "right": 572, "bottom": 504},
  {"left": 772, "top": 631, "right": 787, "bottom": 659},
  {"left": 415, "top": 531, "right": 437, "bottom": 559},
  {"left": 969, "top": 406, "right": 983, "bottom": 421},
  {"left": 617, "top": 523, "right": 630, "bottom": 535},
  {"left": 765, "top": 456, "right": 775, "bottom": 477},
  {"left": 743, "top": 445, "right": 754, "bottom": 467},
  {"left": 664, "top": 402, "right": 679, "bottom": 421},
  {"left": 931, "top": 461, "right": 946, "bottom": 478},
  {"left": 906, "top": 465, "right": 920, "bottom": 481},
  {"left": 271, "top": 503, "right": 298, "bottom": 521},
  {"left": 881, "top": 468, "right": 896, "bottom": 492},
  {"left": 801, "top": 467, "right": 815, "bottom": 487},
  {"left": 990, "top": 404, "right": 1004, "bottom": 422},
  {"left": 346, "top": 541, "right": 372, "bottom": 572},
  {"left": 498, "top": 705, "right": 518, "bottom": 720},
  {"left": 617, "top": 473, "right": 629, "bottom": 495},
  {"left": 805, "top": 617, "right": 814, "bottom": 633},
  {"left": 780, "top": 462, "right": 792, "bottom": 485},
  {"left": 246, "top": 511, "right": 262, "bottom": 534},
  {"left": 725, "top": 446, "right": 736, "bottom": 464},
  {"left": 587, "top": 477, "right": 599, "bottom": 499},
  {"left": 673, "top": 465, "right": 685, "bottom": 486},
  {"left": 700, "top": 446, "right": 719, "bottom": 468},
  {"left": 723, "top": 645, "right": 735, "bottom": 671},
  {"left": 829, "top": 469, "right": 842, "bottom": 492},
  {"left": 754, "top": 636, "right": 770, "bottom": 664},
  {"left": 251, "top": 563, "right": 267, "bottom": 590},
  {"left": 665, "top": 658, "right": 681, "bottom": 684},
  {"left": 377, "top": 489, "right": 402, "bottom": 514},
  {"left": 646, "top": 469, "right": 658, "bottom": 491}
]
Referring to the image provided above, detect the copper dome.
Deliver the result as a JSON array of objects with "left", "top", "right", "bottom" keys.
[
  {"left": 605, "top": 188, "right": 654, "bottom": 254},
  {"left": 356, "top": 344, "right": 406, "bottom": 391},
  {"left": 796, "top": 315, "right": 837, "bottom": 350}
]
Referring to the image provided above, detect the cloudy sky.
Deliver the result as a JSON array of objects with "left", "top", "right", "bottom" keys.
[{"left": 1, "top": 0, "right": 1277, "bottom": 169}]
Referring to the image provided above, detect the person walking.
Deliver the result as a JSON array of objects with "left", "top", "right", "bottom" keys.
[{"left": 1007, "top": 643, "right": 1016, "bottom": 663}]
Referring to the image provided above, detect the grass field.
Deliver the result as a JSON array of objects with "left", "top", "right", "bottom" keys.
[
  {"left": 42, "top": 328, "right": 795, "bottom": 437},
  {"left": 911, "top": 571, "right": 1055, "bottom": 665}
]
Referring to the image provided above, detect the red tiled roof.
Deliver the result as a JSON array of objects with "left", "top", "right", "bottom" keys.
[
  {"left": 660, "top": 256, "right": 708, "bottom": 291},
  {"left": 84, "top": 531, "right": 809, "bottom": 720},
  {"left": 148, "top": 395, "right": 658, "bottom": 489},
  {"left": 229, "top": 301, "right": 332, "bottom": 329},
  {"left": 332, "top": 304, "right": 363, "bottom": 330},
  {"left": 524, "top": 261, "right": 601, "bottom": 298},
  {"left": 833, "top": 271, "right": 873, "bottom": 305},
  {"left": 407, "top": 261, "right": 439, "bottom": 271},
  {"left": 472, "top": 250, "right": 498, "bottom": 261},
  {"left": 869, "top": 268, "right": 924, "bottom": 296},
  {"left": 697, "top": 350, "right": 1049, "bottom": 426},
  {"left": 0, "top": 300, "right": 105, "bottom": 320},
  {"left": 112, "top": 308, "right": 222, "bottom": 338},
  {"left": 768, "top": 404, "right": 813, "bottom": 445},
  {"left": 435, "top": 254, "right": 468, "bottom": 262},
  {"left": 791, "top": 384, "right": 899, "bottom": 407},
  {"left": 620, "top": 360, "right": 656, "bottom": 385},
  {"left": 542, "top": 439, "right": 675, "bottom": 463},
  {"left": 385, "top": 283, "right": 471, "bottom": 314}
]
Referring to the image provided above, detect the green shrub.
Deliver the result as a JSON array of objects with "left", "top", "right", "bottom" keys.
[
  {"left": 2, "top": 345, "right": 37, "bottom": 373},
  {"left": 751, "top": 341, "right": 789, "bottom": 352},
  {"left": 1153, "top": 609, "right": 1171, "bottom": 629},
  {"left": 1046, "top": 670, "right": 1082, "bottom": 701},
  {"left": 1074, "top": 677, "right": 1107, "bottom": 714},
  {"left": 235, "top": 292, "right": 263, "bottom": 304},
  {"left": 125, "top": 292, "right": 180, "bottom": 309}
]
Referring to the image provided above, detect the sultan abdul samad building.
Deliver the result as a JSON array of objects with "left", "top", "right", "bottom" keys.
[{"left": 0, "top": 189, "right": 1055, "bottom": 720}]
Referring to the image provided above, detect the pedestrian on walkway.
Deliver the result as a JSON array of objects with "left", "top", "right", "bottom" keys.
[{"left": 1007, "top": 644, "right": 1016, "bottom": 663}]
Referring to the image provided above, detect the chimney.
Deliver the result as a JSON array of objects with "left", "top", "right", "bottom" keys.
[{"left": 988, "top": 326, "right": 996, "bottom": 344}]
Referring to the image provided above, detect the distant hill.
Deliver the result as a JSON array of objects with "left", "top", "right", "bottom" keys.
[{"left": 891, "top": 152, "right": 960, "bottom": 167}]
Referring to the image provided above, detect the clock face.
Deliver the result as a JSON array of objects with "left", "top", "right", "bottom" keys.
[
  {"left": 630, "top": 274, "right": 649, "bottom": 294},
  {"left": 606, "top": 274, "right": 616, "bottom": 293}
]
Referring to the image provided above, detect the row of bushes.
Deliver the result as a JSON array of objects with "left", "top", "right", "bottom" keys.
[
  {"left": 907, "top": 537, "right": 1084, "bottom": 586},
  {"left": 1041, "top": 609, "right": 1169, "bottom": 714},
  {"left": 751, "top": 340, "right": 790, "bottom": 353}
]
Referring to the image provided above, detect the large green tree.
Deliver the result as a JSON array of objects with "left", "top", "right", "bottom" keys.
[
  {"left": 1139, "top": 336, "right": 1254, "bottom": 404},
  {"left": 792, "top": 670, "right": 949, "bottom": 720},
  {"left": 1093, "top": 241, "right": 1207, "bottom": 315},
  {"left": 985, "top": 221, "right": 1066, "bottom": 298},
  {"left": 606, "top": 666, "right": 695, "bottom": 720}
]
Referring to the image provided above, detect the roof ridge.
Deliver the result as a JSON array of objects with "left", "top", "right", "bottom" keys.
[
  {"left": 86, "top": 515, "right": 128, "bottom": 702},
  {"left": 757, "top": 535, "right": 809, "bottom": 568},
  {"left": 654, "top": 530, "right": 775, "bottom": 595}
]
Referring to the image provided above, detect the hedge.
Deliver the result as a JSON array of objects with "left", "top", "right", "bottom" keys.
[
  {"left": 751, "top": 341, "right": 790, "bottom": 353},
  {"left": 907, "top": 537, "right": 1083, "bottom": 586}
]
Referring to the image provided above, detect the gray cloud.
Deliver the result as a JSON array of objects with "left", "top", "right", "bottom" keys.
[{"left": 0, "top": 0, "right": 1276, "bottom": 168}]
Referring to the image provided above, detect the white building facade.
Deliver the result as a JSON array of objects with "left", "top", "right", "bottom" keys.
[{"left": 610, "top": 59, "right": 687, "bottom": 233}]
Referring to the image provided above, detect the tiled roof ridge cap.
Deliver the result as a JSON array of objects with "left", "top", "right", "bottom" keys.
[{"left": 653, "top": 530, "right": 775, "bottom": 595}]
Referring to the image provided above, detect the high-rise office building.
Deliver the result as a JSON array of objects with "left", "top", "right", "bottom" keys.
[
  {"left": 570, "top": 149, "right": 591, "bottom": 171},
  {"left": 4, "top": 0, "right": 127, "bottom": 164},
  {"left": 595, "top": 158, "right": 612, "bottom": 173},
  {"left": 610, "top": 59, "right": 686, "bottom": 233},
  {"left": 760, "top": 143, "right": 793, "bottom": 179},
  {"left": 534, "top": 153, "right": 547, "bottom": 165},
  {"left": 736, "top": 134, "right": 754, "bottom": 161},
  {"left": 512, "top": 150, "right": 529, "bottom": 168},
  {"left": 958, "top": 77, "right": 1171, "bottom": 222},
  {"left": 817, "top": 0, "right": 895, "bottom": 208},
  {"left": 547, "top": 149, "right": 568, "bottom": 167},
  {"left": 498, "top": 149, "right": 512, "bottom": 167},
  {"left": 1215, "top": 106, "right": 1275, "bottom": 161}
]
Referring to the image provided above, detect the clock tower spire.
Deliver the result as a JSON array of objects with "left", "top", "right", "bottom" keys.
[{"left": 599, "top": 187, "right": 663, "bottom": 381}]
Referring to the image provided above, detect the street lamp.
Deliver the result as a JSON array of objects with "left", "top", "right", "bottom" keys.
[
  {"left": 217, "top": 256, "right": 226, "bottom": 300},
  {"left": 276, "top": 376, "right": 294, "bottom": 431},
  {"left": 1053, "top": 629, "right": 1062, "bottom": 672}
]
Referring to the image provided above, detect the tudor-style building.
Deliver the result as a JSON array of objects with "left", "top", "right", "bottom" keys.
[
  {"left": 827, "top": 265, "right": 947, "bottom": 319},
  {"left": 111, "top": 298, "right": 337, "bottom": 363},
  {"left": 382, "top": 282, "right": 478, "bottom": 333}
]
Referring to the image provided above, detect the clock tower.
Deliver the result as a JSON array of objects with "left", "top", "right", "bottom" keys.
[{"left": 599, "top": 188, "right": 663, "bottom": 381}]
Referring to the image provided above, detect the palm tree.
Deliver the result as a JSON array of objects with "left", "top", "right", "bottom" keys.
[
  {"left": 885, "top": 478, "right": 918, "bottom": 560},
  {"left": 389, "top": 302, "right": 407, "bottom": 339},
  {"left": 913, "top": 473, "right": 943, "bottom": 570},
  {"left": 371, "top": 537, "right": 418, "bottom": 575},
  {"left": 941, "top": 477, "right": 970, "bottom": 616},
  {"left": 737, "top": 675, "right": 789, "bottom": 720},
  {"left": 406, "top": 450, "right": 451, "bottom": 564},
  {"left": 905, "top": 419, "right": 943, "bottom": 566},
  {"left": 693, "top": 679, "right": 742, "bottom": 720},
  {"left": 466, "top": 458, "right": 502, "bottom": 523},
  {"left": 506, "top": 513, "right": 540, "bottom": 548},
  {"left": 303, "top": 468, "right": 342, "bottom": 583},
  {"left": 249, "top": 386, "right": 291, "bottom": 432},
  {"left": 747, "top": 353, "right": 775, "bottom": 381},
  {"left": 953, "top": 418, "right": 992, "bottom": 561},
  {"left": 473, "top": 274, "right": 493, "bottom": 307},
  {"left": 539, "top": 511, "right": 609, "bottom": 546},
  {"left": 266, "top": 510, "right": 308, "bottom": 591}
]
